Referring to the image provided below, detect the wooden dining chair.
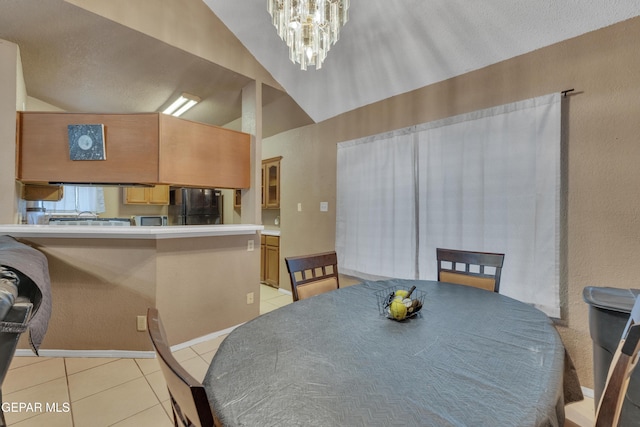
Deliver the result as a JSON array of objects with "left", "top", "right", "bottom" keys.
[
  {"left": 594, "top": 296, "right": 640, "bottom": 427},
  {"left": 146, "top": 308, "right": 219, "bottom": 427},
  {"left": 285, "top": 251, "right": 340, "bottom": 301},
  {"left": 436, "top": 248, "right": 505, "bottom": 293}
]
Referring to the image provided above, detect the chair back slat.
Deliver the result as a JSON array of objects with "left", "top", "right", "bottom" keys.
[
  {"left": 436, "top": 248, "right": 505, "bottom": 293},
  {"left": 285, "top": 251, "right": 340, "bottom": 301}
]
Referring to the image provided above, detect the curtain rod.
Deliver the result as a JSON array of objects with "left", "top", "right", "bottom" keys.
[{"left": 561, "top": 89, "right": 575, "bottom": 97}]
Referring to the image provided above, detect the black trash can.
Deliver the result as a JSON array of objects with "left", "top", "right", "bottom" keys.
[{"left": 583, "top": 286, "right": 640, "bottom": 425}]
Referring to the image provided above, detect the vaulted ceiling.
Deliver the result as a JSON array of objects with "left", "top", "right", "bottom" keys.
[{"left": 1, "top": 0, "right": 639, "bottom": 135}]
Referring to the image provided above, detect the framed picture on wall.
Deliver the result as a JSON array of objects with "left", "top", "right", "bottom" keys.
[{"left": 68, "top": 124, "right": 106, "bottom": 161}]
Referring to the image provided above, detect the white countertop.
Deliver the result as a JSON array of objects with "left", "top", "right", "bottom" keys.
[
  {"left": 261, "top": 228, "right": 281, "bottom": 236},
  {"left": 0, "top": 224, "right": 264, "bottom": 239}
]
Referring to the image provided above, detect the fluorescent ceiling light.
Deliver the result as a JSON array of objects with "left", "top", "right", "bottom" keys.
[{"left": 162, "top": 93, "right": 201, "bottom": 117}]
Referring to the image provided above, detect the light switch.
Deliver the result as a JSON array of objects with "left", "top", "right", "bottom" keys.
[
  {"left": 297, "top": 203, "right": 302, "bottom": 212},
  {"left": 137, "top": 316, "right": 147, "bottom": 332}
]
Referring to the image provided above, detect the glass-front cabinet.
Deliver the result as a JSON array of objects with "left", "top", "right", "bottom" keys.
[
  {"left": 234, "top": 156, "right": 282, "bottom": 210},
  {"left": 262, "top": 156, "right": 281, "bottom": 209}
]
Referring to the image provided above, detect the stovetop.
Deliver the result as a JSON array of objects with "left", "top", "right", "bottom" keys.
[{"left": 47, "top": 218, "right": 131, "bottom": 226}]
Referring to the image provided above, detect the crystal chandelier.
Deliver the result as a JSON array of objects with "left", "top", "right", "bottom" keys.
[{"left": 267, "top": 0, "right": 349, "bottom": 70}]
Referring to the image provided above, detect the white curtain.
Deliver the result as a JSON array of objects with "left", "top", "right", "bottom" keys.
[
  {"left": 43, "top": 186, "right": 106, "bottom": 213},
  {"left": 336, "top": 131, "right": 417, "bottom": 279},
  {"left": 337, "top": 93, "right": 561, "bottom": 317}
]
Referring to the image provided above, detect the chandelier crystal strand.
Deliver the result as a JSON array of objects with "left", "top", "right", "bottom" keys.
[{"left": 268, "top": 0, "right": 349, "bottom": 70}]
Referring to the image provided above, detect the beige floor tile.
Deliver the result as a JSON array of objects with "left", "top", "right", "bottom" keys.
[
  {"left": 9, "top": 356, "right": 51, "bottom": 370},
  {"left": 260, "top": 284, "right": 282, "bottom": 301},
  {"left": 172, "top": 346, "right": 198, "bottom": 363},
  {"left": 190, "top": 334, "right": 227, "bottom": 355},
  {"left": 71, "top": 377, "right": 159, "bottom": 427},
  {"left": 144, "top": 370, "right": 170, "bottom": 402},
  {"left": 565, "top": 397, "right": 595, "bottom": 427},
  {"left": 160, "top": 399, "right": 173, "bottom": 420},
  {"left": 3, "top": 358, "right": 66, "bottom": 395},
  {"left": 260, "top": 295, "right": 292, "bottom": 314},
  {"left": 270, "top": 294, "right": 293, "bottom": 307},
  {"left": 199, "top": 349, "right": 216, "bottom": 364},
  {"left": 135, "top": 357, "right": 160, "bottom": 375},
  {"left": 3, "top": 377, "right": 70, "bottom": 425},
  {"left": 260, "top": 300, "right": 280, "bottom": 314},
  {"left": 67, "top": 359, "right": 142, "bottom": 402},
  {"left": 180, "top": 355, "right": 210, "bottom": 383},
  {"left": 64, "top": 357, "right": 118, "bottom": 375},
  {"left": 10, "top": 410, "right": 73, "bottom": 427},
  {"left": 110, "top": 404, "right": 173, "bottom": 427}
]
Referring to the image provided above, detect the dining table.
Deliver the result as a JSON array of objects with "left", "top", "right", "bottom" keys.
[{"left": 203, "top": 279, "right": 582, "bottom": 426}]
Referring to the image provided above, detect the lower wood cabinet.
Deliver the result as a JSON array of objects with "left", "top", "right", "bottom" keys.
[{"left": 261, "top": 235, "right": 279, "bottom": 287}]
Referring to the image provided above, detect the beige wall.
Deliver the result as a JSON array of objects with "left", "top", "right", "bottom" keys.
[
  {"left": 264, "top": 17, "right": 640, "bottom": 389},
  {"left": 17, "top": 234, "right": 260, "bottom": 351},
  {"left": 155, "top": 235, "right": 261, "bottom": 345},
  {"left": 0, "top": 40, "right": 20, "bottom": 224},
  {"left": 18, "top": 237, "right": 158, "bottom": 351}
]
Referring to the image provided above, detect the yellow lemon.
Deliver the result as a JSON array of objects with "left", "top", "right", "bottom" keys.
[
  {"left": 390, "top": 298, "right": 407, "bottom": 320},
  {"left": 395, "top": 289, "right": 409, "bottom": 298}
]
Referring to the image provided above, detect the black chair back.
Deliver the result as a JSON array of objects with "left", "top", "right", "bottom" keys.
[
  {"left": 436, "top": 248, "right": 505, "bottom": 293},
  {"left": 285, "top": 251, "right": 340, "bottom": 301}
]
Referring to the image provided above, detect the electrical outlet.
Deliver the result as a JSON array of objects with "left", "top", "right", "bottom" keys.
[
  {"left": 297, "top": 202, "right": 302, "bottom": 212},
  {"left": 136, "top": 315, "right": 147, "bottom": 332},
  {"left": 247, "top": 240, "right": 254, "bottom": 251},
  {"left": 246, "top": 292, "right": 254, "bottom": 304},
  {"left": 320, "top": 201, "right": 328, "bottom": 212}
]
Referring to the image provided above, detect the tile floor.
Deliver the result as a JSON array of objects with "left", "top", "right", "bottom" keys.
[
  {"left": 565, "top": 397, "right": 596, "bottom": 426},
  {"left": 3, "top": 283, "right": 594, "bottom": 426}
]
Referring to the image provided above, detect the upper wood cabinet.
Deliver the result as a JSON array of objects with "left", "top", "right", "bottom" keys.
[
  {"left": 235, "top": 156, "right": 282, "bottom": 210},
  {"left": 123, "top": 185, "right": 169, "bottom": 205},
  {"left": 263, "top": 156, "right": 281, "bottom": 209},
  {"left": 16, "top": 112, "right": 251, "bottom": 189}
]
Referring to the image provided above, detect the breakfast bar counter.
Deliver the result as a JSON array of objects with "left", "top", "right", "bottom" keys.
[
  {"left": 0, "top": 224, "right": 262, "bottom": 239},
  {"left": 0, "top": 224, "right": 263, "bottom": 353}
]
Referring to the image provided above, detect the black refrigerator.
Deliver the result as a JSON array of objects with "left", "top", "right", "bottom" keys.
[{"left": 168, "top": 188, "right": 223, "bottom": 225}]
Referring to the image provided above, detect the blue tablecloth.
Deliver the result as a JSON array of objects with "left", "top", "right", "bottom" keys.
[{"left": 204, "top": 279, "right": 579, "bottom": 426}]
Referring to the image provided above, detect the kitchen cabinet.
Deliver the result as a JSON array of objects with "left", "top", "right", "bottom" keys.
[
  {"left": 235, "top": 157, "right": 281, "bottom": 210},
  {"left": 16, "top": 112, "right": 250, "bottom": 189},
  {"left": 261, "top": 235, "right": 279, "bottom": 287},
  {"left": 260, "top": 235, "right": 266, "bottom": 282},
  {"left": 21, "top": 184, "right": 64, "bottom": 201},
  {"left": 263, "top": 157, "right": 281, "bottom": 209},
  {"left": 123, "top": 185, "right": 169, "bottom": 205}
]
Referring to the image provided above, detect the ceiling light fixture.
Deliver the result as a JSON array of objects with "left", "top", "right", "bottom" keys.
[
  {"left": 162, "top": 93, "right": 201, "bottom": 117},
  {"left": 267, "top": 0, "right": 349, "bottom": 71}
]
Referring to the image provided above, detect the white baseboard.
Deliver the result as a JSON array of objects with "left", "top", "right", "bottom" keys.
[
  {"left": 14, "top": 349, "right": 156, "bottom": 359},
  {"left": 278, "top": 288, "right": 292, "bottom": 296},
  {"left": 581, "top": 386, "right": 594, "bottom": 399},
  {"left": 169, "top": 323, "right": 242, "bottom": 352},
  {"left": 13, "top": 323, "right": 244, "bottom": 359}
]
